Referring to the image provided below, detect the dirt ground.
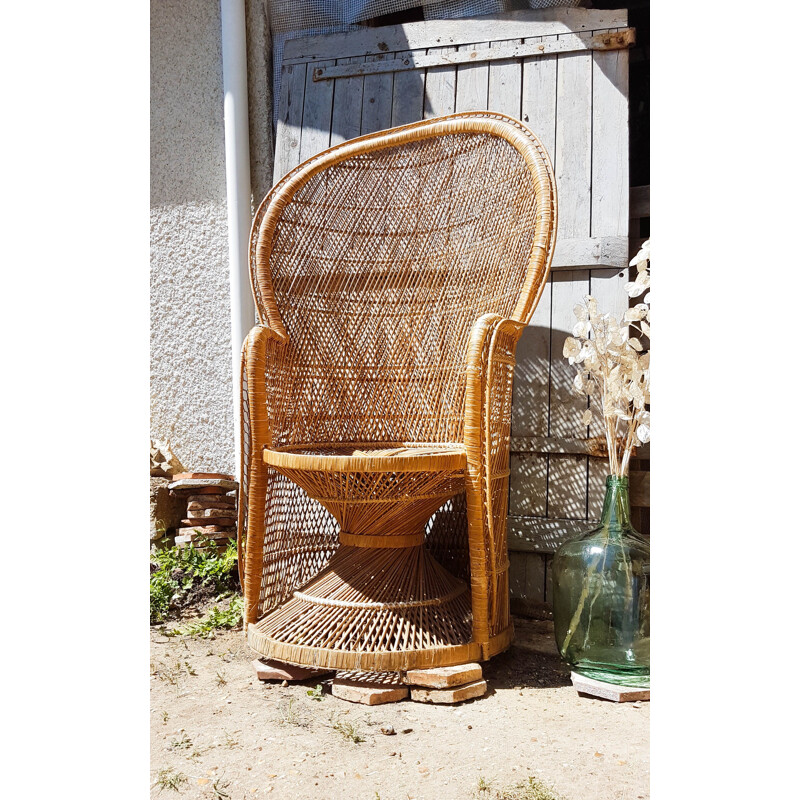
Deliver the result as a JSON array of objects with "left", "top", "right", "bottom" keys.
[{"left": 151, "top": 616, "right": 649, "bottom": 800}]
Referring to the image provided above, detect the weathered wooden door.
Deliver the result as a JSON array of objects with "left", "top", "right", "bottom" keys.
[{"left": 272, "top": 6, "right": 635, "bottom": 613}]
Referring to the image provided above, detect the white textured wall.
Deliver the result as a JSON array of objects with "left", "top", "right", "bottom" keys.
[{"left": 151, "top": 0, "right": 234, "bottom": 473}]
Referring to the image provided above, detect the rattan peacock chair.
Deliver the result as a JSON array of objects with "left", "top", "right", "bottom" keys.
[{"left": 238, "top": 111, "right": 557, "bottom": 673}]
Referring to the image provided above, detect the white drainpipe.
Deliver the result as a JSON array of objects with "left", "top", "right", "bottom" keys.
[{"left": 221, "top": 0, "right": 255, "bottom": 483}]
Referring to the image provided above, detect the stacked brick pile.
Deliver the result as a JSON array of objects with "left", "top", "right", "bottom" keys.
[
  {"left": 167, "top": 472, "right": 238, "bottom": 553},
  {"left": 253, "top": 660, "right": 488, "bottom": 705}
]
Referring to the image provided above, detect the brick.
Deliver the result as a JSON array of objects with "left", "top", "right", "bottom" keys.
[
  {"left": 404, "top": 663, "right": 482, "bottom": 688},
  {"left": 332, "top": 678, "right": 409, "bottom": 705},
  {"left": 180, "top": 486, "right": 236, "bottom": 496},
  {"left": 173, "top": 472, "right": 235, "bottom": 481},
  {"left": 181, "top": 517, "right": 236, "bottom": 527},
  {"left": 252, "top": 659, "right": 333, "bottom": 682},
  {"left": 187, "top": 506, "right": 236, "bottom": 519},
  {"left": 410, "top": 679, "right": 487, "bottom": 704},
  {"left": 570, "top": 672, "right": 650, "bottom": 703},
  {"left": 175, "top": 531, "right": 234, "bottom": 544},
  {"left": 187, "top": 496, "right": 236, "bottom": 511},
  {"left": 168, "top": 478, "right": 238, "bottom": 492},
  {"left": 177, "top": 526, "right": 235, "bottom": 535}
]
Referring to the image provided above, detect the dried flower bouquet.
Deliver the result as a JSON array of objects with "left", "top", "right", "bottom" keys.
[{"left": 562, "top": 240, "right": 650, "bottom": 476}]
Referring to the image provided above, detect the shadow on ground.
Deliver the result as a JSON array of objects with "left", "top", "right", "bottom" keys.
[{"left": 483, "top": 616, "right": 572, "bottom": 690}]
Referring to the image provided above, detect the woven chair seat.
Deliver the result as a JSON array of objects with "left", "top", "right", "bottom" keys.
[
  {"left": 239, "top": 112, "right": 557, "bottom": 672},
  {"left": 264, "top": 442, "right": 467, "bottom": 549}
]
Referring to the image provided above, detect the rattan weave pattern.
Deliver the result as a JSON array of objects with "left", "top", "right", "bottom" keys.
[{"left": 240, "top": 113, "right": 556, "bottom": 671}]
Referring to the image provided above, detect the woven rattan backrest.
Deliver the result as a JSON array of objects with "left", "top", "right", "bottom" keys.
[{"left": 250, "top": 112, "right": 556, "bottom": 447}]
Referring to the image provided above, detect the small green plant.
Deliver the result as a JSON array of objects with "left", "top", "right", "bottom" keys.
[
  {"left": 184, "top": 661, "right": 197, "bottom": 676},
  {"left": 210, "top": 777, "right": 231, "bottom": 799},
  {"left": 306, "top": 684, "right": 324, "bottom": 701},
  {"left": 333, "top": 719, "right": 364, "bottom": 743},
  {"left": 277, "top": 697, "right": 309, "bottom": 728},
  {"left": 223, "top": 730, "right": 239, "bottom": 749},
  {"left": 488, "top": 776, "right": 565, "bottom": 800},
  {"left": 167, "top": 596, "right": 244, "bottom": 639},
  {"left": 154, "top": 768, "right": 188, "bottom": 793},
  {"left": 153, "top": 660, "right": 183, "bottom": 686},
  {"left": 169, "top": 731, "right": 193, "bottom": 751},
  {"left": 215, "top": 670, "right": 228, "bottom": 686},
  {"left": 161, "top": 710, "right": 169, "bottom": 724},
  {"left": 150, "top": 539, "right": 239, "bottom": 624},
  {"left": 476, "top": 776, "right": 493, "bottom": 793}
]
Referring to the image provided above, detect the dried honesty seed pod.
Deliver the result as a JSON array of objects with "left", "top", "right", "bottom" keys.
[{"left": 561, "top": 241, "right": 651, "bottom": 476}]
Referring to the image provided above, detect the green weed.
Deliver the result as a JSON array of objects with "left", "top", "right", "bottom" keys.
[
  {"left": 306, "top": 684, "right": 324, "bottom": 701},
  {"left": 223, "top": 730, "right": 239, "bottom": 749},
  {"left": 150, "top": 538, "right": 238, "bottom": 624},
  {"left": 154, "top": 768, "right": 188, "bottom": 793},
  {"left": 481, "top": 776, "right": 565, "bottom": 800},
  {"left": 277, "top": 697, "right": 309, "bottom": 728},
  {"left": 332, "top": 719, "right": 364, "bottom": 743},
  {"left": 210, "top": 777, "right": 231, "bottom": 799},
  {"left": 167, "top": 596, "right": 244, "bottom": 639},
  {"left": 169, "top": 732, "right": 192, "bottom": 751}
]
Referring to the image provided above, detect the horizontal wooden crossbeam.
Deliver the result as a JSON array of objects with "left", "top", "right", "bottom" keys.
[{"left": 311, "top": 29, "right": 635, "bottom": 82}]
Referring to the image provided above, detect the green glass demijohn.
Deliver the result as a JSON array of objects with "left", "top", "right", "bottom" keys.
[{"left": 552, "top": 475, "right": 650, "bottom": 687}]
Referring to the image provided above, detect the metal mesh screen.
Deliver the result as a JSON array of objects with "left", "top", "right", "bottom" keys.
[{"left": 424, "top": 0, "right": 582, "bottom": 20}]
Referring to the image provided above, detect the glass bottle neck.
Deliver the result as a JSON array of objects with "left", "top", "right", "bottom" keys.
[{"left": 600, "top": 476, "right": 632, "bottom": 532}]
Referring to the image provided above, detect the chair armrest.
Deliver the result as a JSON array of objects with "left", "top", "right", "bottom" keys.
[
  {"left": 238, "top": 324, "right": 287, "bottom": 617},
  {"left": 463, "top": 313, "right": 526, "bottom": 648}
]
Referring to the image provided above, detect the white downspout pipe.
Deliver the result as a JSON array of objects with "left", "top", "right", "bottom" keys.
[{"left": 221, "top": 0, "right": 255, "bottom": 483}]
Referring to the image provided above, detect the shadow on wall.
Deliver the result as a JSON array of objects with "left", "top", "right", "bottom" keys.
[{"left": 274, "top": 7, "right": 629, "bottom": 169}]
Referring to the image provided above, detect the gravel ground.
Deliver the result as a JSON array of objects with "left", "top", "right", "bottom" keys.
[{"left": 150, "top": 616, "right": 649, "bottom": 800}]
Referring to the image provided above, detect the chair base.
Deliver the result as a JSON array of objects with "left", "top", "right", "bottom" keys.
[
  {"left": 247, "top": 543, "right": 509, "bottom": 672},
  {"left": 247, "top": 621, "right": 515, "bottom": 672}
]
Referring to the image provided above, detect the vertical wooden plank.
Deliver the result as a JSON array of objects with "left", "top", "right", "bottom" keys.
[
  {"left": 547, "top": 270, "right": 590, "bottom": 520},
  {"left": 488, "top": 38, "right": 521, "bottom": 118},
  {"left": 521, "top": 33, "right": 557, "bottom": 161},
  {"left": 361, "top": 54, "right": 394, "bottom": 135},
  {"left": 510, "top": 279, "right": 551, "bottom": 518},
  {"left": 423, "top": 46, "right": 456, "bottom": 118},
  {"left": 392, "top": 50, "right": 425, "bottom": 126},
  {"left": 554, "top": 34, "right": 593, "bottom": 246},
  {"left": 273, "top": 62, "right": 306, "bottom": 184},
  {"left": 509, "top": 453, "right": 548, "bottom": 518},
  {"left": 509, "top": 552, "right": 546, "bottom": 607},
  {"left": 512, "top": 36, "right": 557, "bottom": 526},
  {"left": 508, "top": 551, "right": 527, "bottom": 601},
  {"left": 513, "top": 279, "right": 552, "bottom": 439},
  {"left": 330, "top": 56, "right": 365, "bottom": 146},
  {"left": 546, "top": 31, "right": 593, "bottom": 522},
  {"left": 588, "top": 27, "right": 630, "bottom": 517},
  {"left": 591, "top": 30, "right": 629, "bottom": 240},
  {"left": 544, "top": 554, "right": 554, "bottom": 605},
  {"left": 298, "top": 59, "right": 334, "bottom": 163},
  {"left": 455, "top": 40, "right": 489, "bottom": 112},
  {"left": 524, "top": 551, "right": 546, "bottom": 604}
]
